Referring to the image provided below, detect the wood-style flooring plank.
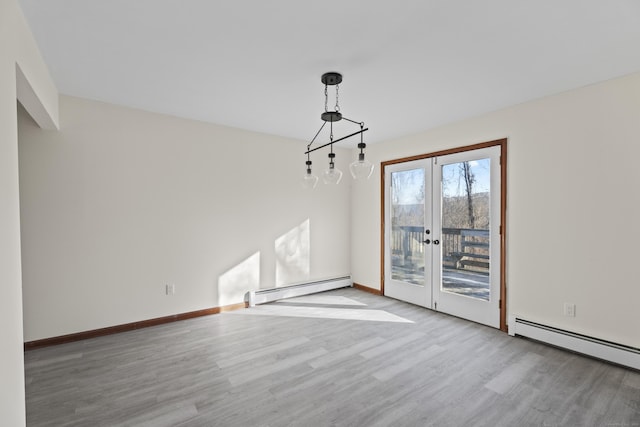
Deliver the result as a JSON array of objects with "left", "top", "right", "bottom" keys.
[{"left": 25, "top": 288, "right": 640, "bottom": 426}]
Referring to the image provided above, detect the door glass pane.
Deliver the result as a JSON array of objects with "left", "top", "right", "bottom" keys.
[
  {"left": 440, "top": 159, "right": 491, "bottom": 301},
  {"left": 390, "top": 169, "right": 425, "bottom": 286}
]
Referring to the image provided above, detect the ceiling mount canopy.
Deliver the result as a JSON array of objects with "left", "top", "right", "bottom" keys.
[
  {"left": 321, "top": 72, "right": 342, "bottom": 86},
  {"left": 302, "top": 72, "right": 374, "bottom": 189}
]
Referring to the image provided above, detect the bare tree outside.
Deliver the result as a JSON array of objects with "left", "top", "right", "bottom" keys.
[
  {"left": 461, "top": 161, "right": 475, "bottom": 228},
  {"left": 442, "top": 160, "right": 489, "bottom": 229}
]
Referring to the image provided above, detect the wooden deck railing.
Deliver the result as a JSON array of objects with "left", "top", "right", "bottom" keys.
[{"left": 391, "top": 226, "right": 490, "bottom": 271}]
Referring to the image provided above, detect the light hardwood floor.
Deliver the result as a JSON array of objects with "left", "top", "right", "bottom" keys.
[{"left": 25, "top": 288, "right": 640, "bottom": 426}]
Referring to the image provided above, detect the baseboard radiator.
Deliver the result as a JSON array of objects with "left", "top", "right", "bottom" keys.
[
  {"left": 247, "top": 276, "right": 352, "bottom": 307},
  {"left": 509, "top": 316, "right": 640, "bottom": 370}
]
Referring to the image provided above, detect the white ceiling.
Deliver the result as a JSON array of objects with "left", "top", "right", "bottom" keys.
[{"left": 17, "top": 0, "right": 640, "bottom": 145}]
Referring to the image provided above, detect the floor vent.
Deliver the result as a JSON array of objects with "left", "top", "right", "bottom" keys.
[
  {"left": 247, "top": 276, "right": 352, "bottom": 307},
  {"left": 509, "top": 316, "right": 640, "bottom": 370}
]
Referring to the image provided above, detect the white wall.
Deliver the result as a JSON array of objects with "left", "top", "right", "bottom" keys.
[
  {"left": 18, "top": 95, "right": 351, "bottom": 341},
  {"left": 0, "top": 0, "right": 58, "bottom": 424},
  {"left": 352, "top": 72, "right": 640, "bottom": 348}
]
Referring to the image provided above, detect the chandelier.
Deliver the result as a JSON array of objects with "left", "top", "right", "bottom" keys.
[{"left": 302, "top": 72, "right": 374, "bottom": 189}]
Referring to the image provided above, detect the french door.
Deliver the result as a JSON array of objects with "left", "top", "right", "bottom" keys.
[{"left": 384, "top": 145, "right": 502, "bottom": 328}]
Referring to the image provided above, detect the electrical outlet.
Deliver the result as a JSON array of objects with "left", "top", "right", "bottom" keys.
[{"left": 563, "top": 303, "right": 576, "bottom": 317}]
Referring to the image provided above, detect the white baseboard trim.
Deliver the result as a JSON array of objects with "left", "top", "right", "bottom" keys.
[{"left": 509, "top": 315, "right": 640, "bottom": 370}]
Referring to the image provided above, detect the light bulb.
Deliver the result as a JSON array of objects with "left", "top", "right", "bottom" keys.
[
  {"left": 349, "top": 155, "right": 374, "bottom": 180},
  {"left": 302, "top": 171, "right": 319, "bottom": 189},
  {"left": 302, "top": 160, "right": 318, "bottom": 189},
  {"left": 322, "top": 164, "right": 343, "bottom": 184}
]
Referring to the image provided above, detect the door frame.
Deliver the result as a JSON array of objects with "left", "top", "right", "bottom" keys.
[{"left": 380, "top": 138, "right": 508, "bottom": 331}]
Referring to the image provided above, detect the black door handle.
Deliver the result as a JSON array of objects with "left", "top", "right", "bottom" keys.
[
  {"left": 433, "top": 239, "right": 440, "bottom": 245},
  {"left": 423, "top": 239, "right": 431, "bottom": 244}
]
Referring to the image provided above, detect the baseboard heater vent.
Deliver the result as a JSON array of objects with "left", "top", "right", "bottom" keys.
[
  {"left": 247, "top": 276, "right": 352, "bottom": 307},
  {"left": 509, "top": 316, "right": 640, "bottom": 371}
]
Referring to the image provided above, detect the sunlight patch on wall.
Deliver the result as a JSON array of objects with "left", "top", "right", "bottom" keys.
[
  {"left": 275, "top": 219, "right": 310, "bottom": 287},
  {"left": 217, "top": 252, "right": 260, "bottom": 306}
]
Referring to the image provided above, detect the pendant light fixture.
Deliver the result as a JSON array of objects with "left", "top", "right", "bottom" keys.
[
  {"left": 303, "top": 72, "right": 372, "bottom": 187},
  {"left": 349, "top": 123, "right": 374, "bottom": 180}
]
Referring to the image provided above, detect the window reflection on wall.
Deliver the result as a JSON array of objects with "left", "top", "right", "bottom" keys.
[
  {"left": 275, "top": 219, "right": 310, "bottom": 287},
  {"left": 217, "top": 252, "right": 260, "bottom": 306}
]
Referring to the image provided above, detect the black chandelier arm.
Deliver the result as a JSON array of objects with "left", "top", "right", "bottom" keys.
[
  {"left": 307, "top": 121, "right": 328, "bottom": 151},
  {"left": 304, "top": 128, "right": 369, "bottom": 155},
  {"left": 341, "top": 116, "right": 364, "bottom": 126}
]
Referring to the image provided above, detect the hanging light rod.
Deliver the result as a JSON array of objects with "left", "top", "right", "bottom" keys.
[
  {"left": 304, "top": 128, "right": 369, "bottom": 155},
  {"left": 302, "top": 72, "right": 374, "bottom": 188}
]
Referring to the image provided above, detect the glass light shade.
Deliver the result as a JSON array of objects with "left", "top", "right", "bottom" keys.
[
  {"left": 301, "top": 172, "right": 319, "bottom": 189},
  {"left": 349, "top": 158, "right": 374, "bottom": 179},
  {"left": 322, "top": 166, "right": 343, "bottom": 184}
]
